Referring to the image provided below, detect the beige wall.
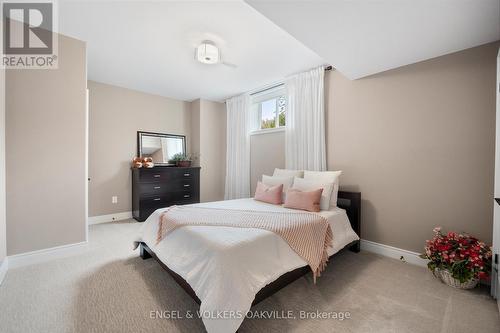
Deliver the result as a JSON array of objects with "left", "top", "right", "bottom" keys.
[
  {"left": 0, "top": 65, "right": 6, "bottom": 262},
  {"left": 328, "top": 42, "right": 497, "bottom": 252},
  {"left": 191, "top": 99, "right": 226, "bottom": 202},
  {"left": 250, "top": 130, "right": 286, "bottom": 194},
  {"left": 191, "top": 99, "right": 201, "bottom": 166},
  {"left": 6, "top": 34, "right": 87, "bottom": 255},
  {"left": 88, "top": 81, "right": 191, "bottom": 217},
  {"left": 250, "top": 42, "right": 498, "bottom": 253}
]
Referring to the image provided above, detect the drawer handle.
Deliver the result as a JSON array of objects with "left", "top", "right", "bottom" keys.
[
  {"left": 153, "top": 198, "right": 161, "bottom": 201},
  {"left": 183, "top": 173, "right": 190, "bottom": 177},
  {"left": 183, "top": 194, "right": 190, "bottom": 198},
  {"left": 154, "top": 186, "right": 161, "bottom": 189},
  {"left": 153, "top": 174, "right": 161, "bottom": 178},
  {"left": 183, "top": 184, "right": 190, "bottom": 187}
]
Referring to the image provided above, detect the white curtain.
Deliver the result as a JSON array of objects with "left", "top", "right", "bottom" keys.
[
  {"left": 224, "top": 93, "right": 251, "bottom": 199},
  {"left": 285, "top": 66, "right": 326, "bottom": 171}
]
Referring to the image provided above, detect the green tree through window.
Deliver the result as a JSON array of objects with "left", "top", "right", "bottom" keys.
[
  {"left": 278, "top": 96, "right": 286, "bottom": 127},
  {"left": 257, "top": 95, "right": 286, "bottom": 130}
]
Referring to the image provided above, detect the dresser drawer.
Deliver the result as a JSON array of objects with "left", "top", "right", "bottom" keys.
[
  {"left": 171, "top": 168, "right": 196, "bottom": 179},
  {"left": 138, "top": 183, "right": 170, "bottom": 196},
  {"left": 139, "top": 195, "right": 173, "bottom": 220},
  {"left": 134, "top": 195, "right": 171, "bottom": 222},
  {"left": 174, "top": 178, "right": 195, "bottom": 190},
  {"left": 172, "top": 199, "right": 198, "bottom": 206},
  {"left": 173, "top": 191, "right": 194, "bottom": 201},
  {"left": 138, "top": 169, "right": 173, "bottom": 183},
  {"left": 140, "top": 195, "right": 171, "bottom": 208}
]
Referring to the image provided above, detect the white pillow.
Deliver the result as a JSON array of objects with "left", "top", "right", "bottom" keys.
[
  {"left": 262, "top": 175, "right": 294, "bottom": 201},
  {"left": 292, "top": 177, "right": 334, "bottom": 211},
  {"left": 303, "top": 170, "right": 342, "bottom": 207},
  {"left": 273, "top": 168, "right": 304, "bottom": 179}
]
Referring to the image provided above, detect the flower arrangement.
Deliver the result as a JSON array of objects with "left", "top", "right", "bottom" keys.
[{"left": 420, "top": 227, "right": 492, "bottom": 285}]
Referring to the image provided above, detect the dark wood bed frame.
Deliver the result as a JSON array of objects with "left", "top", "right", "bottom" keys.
[{"left": 139, "top": 191, "right": 361, "bottom": 306}]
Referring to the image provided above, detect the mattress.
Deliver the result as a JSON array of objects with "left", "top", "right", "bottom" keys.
[{"left": 135, "top": 198, "right": 359, "bottom": 333}]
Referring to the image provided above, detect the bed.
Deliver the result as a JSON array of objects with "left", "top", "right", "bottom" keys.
[{"left": 135, "top": 191, "right": 360, "bottom": 333}]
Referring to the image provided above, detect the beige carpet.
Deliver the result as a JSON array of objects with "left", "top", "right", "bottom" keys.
[{"left": 0, "top": 220, "right": 498, "bottom": 333}]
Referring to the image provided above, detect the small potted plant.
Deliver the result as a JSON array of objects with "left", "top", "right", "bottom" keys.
[
  {"left": 170, "top": 153, "right": 192, "bottom": 167},
  {"left": 420, "top": 227, "right": 492, "bottom": 289}
]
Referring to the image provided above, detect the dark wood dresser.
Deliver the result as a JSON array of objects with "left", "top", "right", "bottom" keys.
[{"left": 132, "top": 166, "right": 200, "bottom": 222}]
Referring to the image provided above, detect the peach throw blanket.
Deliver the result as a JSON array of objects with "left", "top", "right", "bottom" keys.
[{"left": 157, "top": 205, "right": 333, "bottom": 281}]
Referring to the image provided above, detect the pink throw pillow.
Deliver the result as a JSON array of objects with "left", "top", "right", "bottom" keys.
[
  {"left": 254, "top": 181, "right": 283, "bottom": 205},
  {"left": 284, "top": 188, "right": 323, "bottom": 212}
]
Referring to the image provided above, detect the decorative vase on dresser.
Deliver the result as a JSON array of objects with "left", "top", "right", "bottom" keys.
[{"left": 132, "top": 166, "right": 200, "bottom": 222}]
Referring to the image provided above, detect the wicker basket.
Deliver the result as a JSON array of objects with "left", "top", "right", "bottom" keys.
[{"left": 434, "top": 268, "right": 479, "bottom": 289}]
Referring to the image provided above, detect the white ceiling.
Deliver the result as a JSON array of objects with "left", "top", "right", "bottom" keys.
[
  {"left": 246, "top": 0, "right": 500, "bottom": 79},
  {"left": 59, "top": 1, "right": 324, "bottom": 101},
  {"left": 60, "top": 1, "right": 500, "bottom": 101}
]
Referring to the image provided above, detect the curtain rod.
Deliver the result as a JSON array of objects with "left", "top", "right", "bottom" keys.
[
  {"left": 250, "top": 83, "right": 284, "bottom": 96},
  {"left": 225, "top": 65, "right": 334, "bottom": 102},
  {"left": 250, "top": 66, "right": 333, "bottom": 96}
]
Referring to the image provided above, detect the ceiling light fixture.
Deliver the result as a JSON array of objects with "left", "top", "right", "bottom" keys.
[
  {"left": 195, "top": 40, "right": 237, "bottom": 68},
  {"left": 195, "top": 40, "right": 220, "bottom": 65}
]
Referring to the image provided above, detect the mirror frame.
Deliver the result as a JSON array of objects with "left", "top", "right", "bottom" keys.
[{"left": 137, "top": 131, "right": 187, "bottom": 166}]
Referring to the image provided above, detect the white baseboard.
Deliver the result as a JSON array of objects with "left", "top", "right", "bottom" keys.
[
  {"left": 360, "top": 239, "right": 427, "bottom": 267},
  {"left": 88, "top": 211, "right": 132, "bottom": 225},
  {"left": 3, "top": 237, "right": 424, "bottom": 273},
  {"left": 0, "top": 258, "right": 8, "bottom": 285},
  {"left": 8, "top": 241, "right": 88, "bottom": 269}
]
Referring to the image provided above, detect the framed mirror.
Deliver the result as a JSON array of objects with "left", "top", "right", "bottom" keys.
[{"left": 137, "top": 131, "right": 186, "bottom": 166}]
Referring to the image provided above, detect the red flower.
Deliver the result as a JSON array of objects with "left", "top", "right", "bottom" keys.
[
  {"left": 438, "top": 244, "right": 452, "bottom": 252},
  {"left": 423, "top": 227, "right": 493, "bottom": 283}
]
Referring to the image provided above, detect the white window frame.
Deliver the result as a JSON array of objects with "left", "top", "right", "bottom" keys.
[{"left": 250, "top": 86, "right": 286, "bottom": 135}]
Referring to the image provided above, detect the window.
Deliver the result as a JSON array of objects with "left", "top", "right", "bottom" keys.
[{"left": 251, "top": 87, "right": 286, "bottom": 131}]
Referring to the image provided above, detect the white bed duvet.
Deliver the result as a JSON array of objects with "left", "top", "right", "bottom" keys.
[{"left": 135, "top": 198, "right": 359, "bottom": 333}]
